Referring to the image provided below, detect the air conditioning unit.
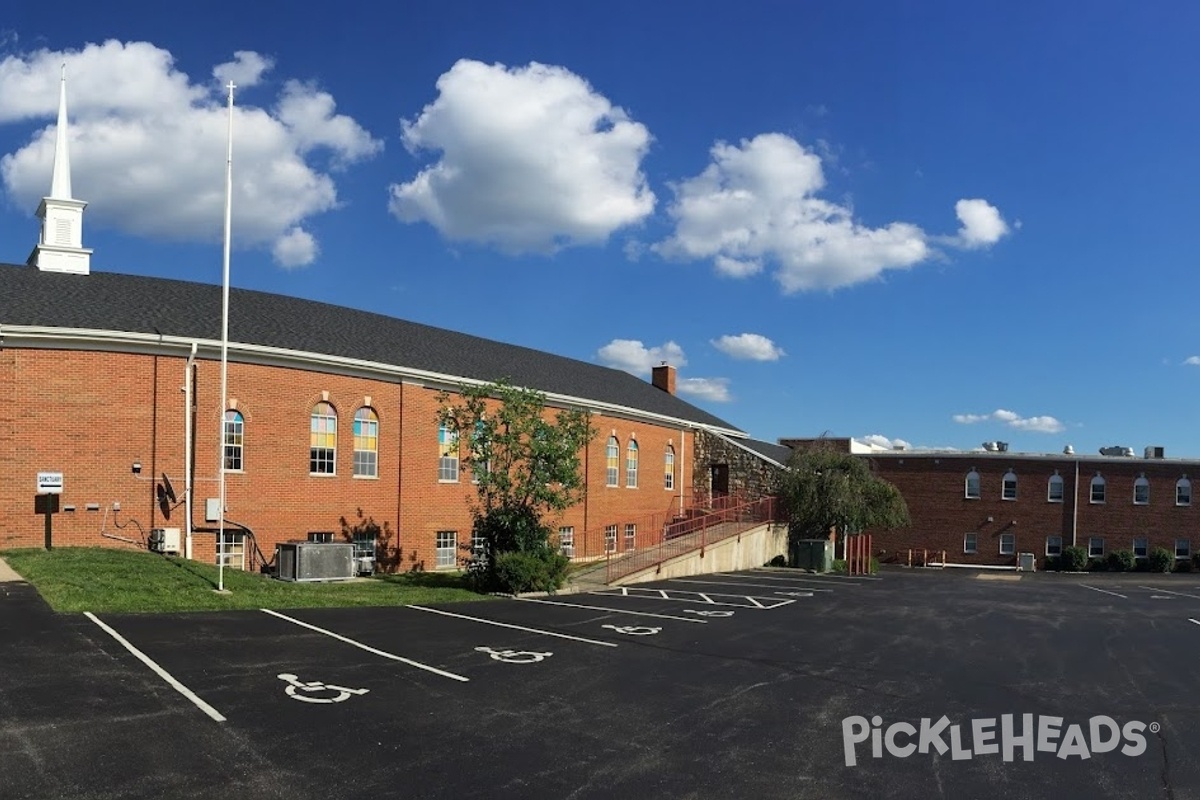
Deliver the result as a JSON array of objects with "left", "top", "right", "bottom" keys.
[
  {"left": 1145, "top": 446, "right": 1165, "bottom": 459},
  {"left": 274, "top": 542, "right": 356, "bottom": 582},
  {"left": 148, "top": 527, "right": 181, "bottom": 554}
]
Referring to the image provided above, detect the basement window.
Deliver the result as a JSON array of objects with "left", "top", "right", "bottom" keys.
[
  {"left": 963, "top": 533, "right": 978, "bottom": 554},
  {"left": 999, "top": 533, "right": 1015, "bottom": 555},
  {"left": 1045, "top": 536, "right": 1062, "bottom": 557}
]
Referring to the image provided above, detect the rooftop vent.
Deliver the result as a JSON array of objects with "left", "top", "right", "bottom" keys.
[
  {"left": 1144, "top": 446, "right": 1165, "bottom": 459},
  {"left": 1099, "top": 446, "right": 1136, "bottom": 458},
  {"left": 1063, "top": 445, "right": 1075, "bottom": 455},
  {"left": 982, "top": 441, "right": 1009, "bottom": 452}
]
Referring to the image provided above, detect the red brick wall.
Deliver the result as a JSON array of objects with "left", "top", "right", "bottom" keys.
[
  {"left": 866, "top": 454, "right": 1200, "bottom": 566},
  {"left": 0, "top": 347, "right": 692, "bottom": 570}
]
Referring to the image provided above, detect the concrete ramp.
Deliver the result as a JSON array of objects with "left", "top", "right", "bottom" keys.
[{"left": 611, "top": 522, "right": 788, "bottom": 586}]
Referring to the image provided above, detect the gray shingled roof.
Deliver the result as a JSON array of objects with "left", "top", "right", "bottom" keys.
[
  {"left": 736, "top": 437, "right": 794, "bottom": 466},
  {"left": 0, "top": 263, "right": 740, "bottom": 431}
]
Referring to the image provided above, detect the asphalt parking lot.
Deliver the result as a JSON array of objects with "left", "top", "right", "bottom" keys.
[{"left": 4, "top": 567, "right": 1200, "bottom": 799}]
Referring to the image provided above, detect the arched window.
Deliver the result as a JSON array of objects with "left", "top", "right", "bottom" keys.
[
  {"left": 223, "top": 410, "right": 244, "bottom": 472},
  {"left": 1001, "top": 470, "right": 1017, "bottom": 500},
  {"left": 1134, "top": 474, "right": 1150, "bottom": 505},
  {"left": 965, "top": 469, "right": 981, "bottom": 499},
  {"left": 1090, "top": 473, "right": 1106, "bottom": 504},
  {"left": 1178, "top": 476, "right": 1192, "bottom": 506},
  {"left": 470, "top": 419, "right": 489, "bottom": 484},
  {"left": 310, "top": 402, "right": 337, "bottom": 474},
  {"left": 664, "top": 445, "right": 676, "bottom": 491},
  {"left": 606, "top": 436, "right": 620, "bottom": 487},
  {"left": 353, "top": 407, "right": 378, "bottom": 478},
  {"left": 626, "top": 439, "right": 639, "bottom": 488},
  {"left": 1047, "top": 472, "right": 1064, "bottom": 503},
  {"left": 438, "top": 423, "right": 459, "bottom": 482}
]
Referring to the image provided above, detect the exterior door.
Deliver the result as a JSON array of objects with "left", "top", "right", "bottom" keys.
[{"left": 710, "top": 464, "right": 730, "bottom": 499}]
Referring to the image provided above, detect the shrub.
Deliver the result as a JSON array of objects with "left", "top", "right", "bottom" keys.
[
  {"left": 492, "top": 550, "right": 571, "bottom": 594},
  {"left": 1175, "top": 559, "right": 1194, "bottom": 573},
  {"left": 1043, "top": 555, "right": 1061, "bottom": 572},
  {"left": 766, "top": 555, "right": 787, "bottom": 567},
  {"left": 831, "top": 558, "right": 847, "bottom": 574},
  {"left": 1106, "top": 549, "right": 1136, "bottom": 572},
  {"left": 1060, "top": 546, "right": 1088, "bottom": 572},
  {"left": 1148, "top": 547, "right": 1174, "bottom": 573}
]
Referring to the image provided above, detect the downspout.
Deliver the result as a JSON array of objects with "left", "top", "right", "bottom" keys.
[
  {"left": 184, "top": 342, "right": 197, "bottom": 559},
  {"left": 679, "top": 427, "right": 686, "bottom": 516},
  {"left": 1071, "top": 458, "right": 1079, "bottom": 548}
]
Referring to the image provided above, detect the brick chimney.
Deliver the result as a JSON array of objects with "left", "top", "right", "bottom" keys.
[{"left": 651, "top": 362, "right": 676, "bottom": 395}]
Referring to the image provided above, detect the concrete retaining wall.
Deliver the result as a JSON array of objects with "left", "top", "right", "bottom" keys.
[{"left": 614, "top": 523, "right": 788, "bottom": 585}]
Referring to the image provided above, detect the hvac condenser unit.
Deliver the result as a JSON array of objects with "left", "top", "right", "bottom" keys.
[
  {"left": 148, "top": 527, "right": 181, "bottom": 555},
  {"left": 274, "top": 541, "right": 356, "bottom": 582}
]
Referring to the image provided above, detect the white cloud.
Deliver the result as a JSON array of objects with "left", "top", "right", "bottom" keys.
[
  {"left": 0, "top": 40, "right": 382, "bottom": 267},
  {"left": 213, "top": 51, "right": 273, "bottom": 88},
  {"left": 1184, "top": 356, "right": 1200, "bottom": 366},
  {"left": 955, "top": 198, "right": 1009, "bottom": 248},
  {"left": 272, "top": 226, "right": 318, "bottom": 268},
  {"left": 712, "top": 333, "right": 785, "bottom": 361},
  {"left": 859, "top": 434, "right": 912, "bottom": 450},
  {"left": 654, "top": 133, "right": 1008, "bottom": 293},
  {"left": 596, "top": 339, "right": 686, "bottom": 376},
  {"left": 389, "top": 59, "right": 655, "bottom": 253},
  {"left": 953, "top": 409, "right": 1064, "bottom": 434},
  {"left": 677, "top": 377, "right": 732, "bottom": 403}
]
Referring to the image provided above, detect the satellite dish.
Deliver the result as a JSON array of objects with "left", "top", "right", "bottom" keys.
[{"left": 161, "top": 473, "right": 178, "bottom": 504}]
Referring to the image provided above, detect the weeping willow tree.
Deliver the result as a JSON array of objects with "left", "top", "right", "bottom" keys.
[{"left": 777, "top": 443, "right": 910, "bottom": 547}]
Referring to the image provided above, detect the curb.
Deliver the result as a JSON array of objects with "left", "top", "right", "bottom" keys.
[{"left": 0, "top": 557, "right": 27, "bottom": 583}]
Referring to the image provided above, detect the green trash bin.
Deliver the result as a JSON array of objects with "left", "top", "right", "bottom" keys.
[{"left": 790, "top": 539, "right": 833, "bottom": 572}]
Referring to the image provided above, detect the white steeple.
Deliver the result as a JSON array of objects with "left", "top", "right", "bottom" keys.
[{"left": 28, "top": 64, "right": 91, "bottom": 275}]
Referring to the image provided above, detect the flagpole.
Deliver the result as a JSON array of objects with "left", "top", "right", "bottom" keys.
[{"left": 218, "top": 81, "right": 235, "bottom": 593}]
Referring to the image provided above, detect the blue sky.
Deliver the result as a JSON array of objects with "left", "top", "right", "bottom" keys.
[{"left": 3, "top": 1, "right": 1200, "bottom": 455}]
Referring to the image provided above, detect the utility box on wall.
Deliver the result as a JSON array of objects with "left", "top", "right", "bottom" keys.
[{"left": 275, "top": 542, "right": 355, "bottom": 582}]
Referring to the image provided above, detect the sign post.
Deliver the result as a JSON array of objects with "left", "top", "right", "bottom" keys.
[{"left": 35, "top": 472, "right": 63, "bottom": 551}]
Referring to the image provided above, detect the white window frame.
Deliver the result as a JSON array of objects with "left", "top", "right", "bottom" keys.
[
  {"left": 1045, "top": 536, "right": 1063, "bottom": 557},
  {"left": 470, "top": 530, "right": 486, "bottom": 560},
  {"left": 353, "top": 407, "right": 379, "bottom": 479},
  {"left": 965, "top": 470, "right": 981, "bottom": 500},
  {"left": 1133, "top": 475, "right": 1149, "bottom": 506},
  {"left": 310, "top": 401, "right": 337, "bottom": 476},
  {"left": 1001, "top": 470, "right": 1017, "bottom": 501},
  {"left": 223, "top": 409, "right": 244, "bottom": 473},
  {"left": 1088, "top": 536, "right": 1105, "bottom": 559},
  {"left": 604, "top": 525, "right": 618, "bottom": 554},
  {"left": 963, "top": 533, "right": 977, "bottom": 554},
  {"left": 1047, "top": 473, "right": 1064, "bottom": 503},
  {"left": 558, "top": 526, "right": 575, "bottom": 558},
  {"left": 435, "top": 530, "right": 457, "bottom": 569},
  {"left": 1132, "top": 537, "right": 1149, "bottom": 559},
  {"left": 1176, "top": 539, "right": 1192, "bottom": 560},
  {"left": 1178, "top": 477, "right": 1192, "bottom": 506},
  {"left": 605, "top": 437, "right": 620, "bottom": 487},
  {"left": 438, "top": 424, "right": 459, "bottom": 483},
  {"left": 216, "top": 531, "right": 245, "bottom": 570},
  {"left": 664, "top": 445, "right": 675, "bottom": 491},
  {"left": 626, "top": 440, "right": 639, "bottom": 488},
  {"left": 999, "top": 533, "right": 1015, "bottom": 555},
  {"left": 624, "top": 523, "right": 636, "bottom": 551},
  {"left": 1090, "top": 474, "right": 1106, "bottom": 504}
]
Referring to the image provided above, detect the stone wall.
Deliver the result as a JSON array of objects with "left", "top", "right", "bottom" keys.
[{"left": 692, "top": 430, "right": 786, "bottom": 503}]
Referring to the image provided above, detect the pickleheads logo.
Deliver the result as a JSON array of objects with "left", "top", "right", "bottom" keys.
[{"left": 841, "top": 714, "right": 1158, "bottom": 767}]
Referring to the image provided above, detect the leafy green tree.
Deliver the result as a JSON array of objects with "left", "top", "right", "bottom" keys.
[
  {"left": 437, "top": 380, "right": 595, "bottom": 591},
  {"left": 777, "top": 443, "right": 910, "bottom": 547}
]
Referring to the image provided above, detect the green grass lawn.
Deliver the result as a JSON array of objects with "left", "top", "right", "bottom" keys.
[{"left": 1, "top": 547, "right": 487, "bottom": 613}]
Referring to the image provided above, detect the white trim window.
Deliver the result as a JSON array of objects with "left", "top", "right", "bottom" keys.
[
  {"left": 1088, "top": 536, "right": 1105, "bottom": 559},
  {"left": 438, "top": 423, "right": 459, "bottom": 482},
  {"left": 435, "top": 530, "right": 457, "bottom": 569},
  {"left": 1133, "top": 475, "right": 1149, "bottom": 505},
  {"left": 1045, "top": 536, "right": 1063, "bottom": 557},
  {"left": 1090, "top": 474, "right": 1106, "bottom": 504},
  {"left": 353, "top": 407, "right": 379, "bottom": 478},
  {"left": 626, "top": 440, "right": 639, "bottom": 488},
  {"left": 999, "top": 533, "right": 1015, "bottom": 555},
  {"left": 558, "top": 526, "right": 575, "bottom": 558},
  {"left": 1001, "top": 470, "right": 1017, "bottom": 501},
  {"left": 1133, "top": 538, "right": 1149, "bottom": 559},
  {"left": 965, "top": 470, "right": 981, "bottom": 500},
  {"left": 310, "top": 401, "right": 337, "bottom": 475},
  {"left": 664, "top": 445, "right": 675, "bottom": 491},
  {"left": 963, "top": 533, "right": 978, "bottom": 554},
  {"left": 604, "top": 525, "right": 618, "bottom": 554},
  {"left": 605, "top": 437, "right": 620, "bottom": 487},
  {"left": 216, "top": 531, "right": 245, "bottom": 570},
  {"left": 1176, "top": 539, "right": 1192, "bottom": 561},
  {"left": 223, "top": 409, "right": 244, "bottom": 472},
  {"left": 624, "top": 523, "right": 636, "bottom": 551},
  {"left": 1178, "top": 477, "right": 1192, "bottom": 506},
  {"left": 1047, "top": 472, "right": 1064, "bottom": 503},
  {"left": 470, "top": 531, "right": 486, "bottom": 560}
]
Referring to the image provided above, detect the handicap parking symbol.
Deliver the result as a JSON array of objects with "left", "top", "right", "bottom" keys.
[
  {"left": 602, "top": 624, "right": 662, "bottom": 636},
  {"left": 277, "top": 673, "right": 369, "bottom": 704},
  {"left": 683, "top": 609, "right": 734, "bottom": 618},
  {"left": 474, "top": 646, "right": 553, "bottom": 664}
]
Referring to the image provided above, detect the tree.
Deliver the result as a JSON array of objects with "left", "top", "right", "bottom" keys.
[
  {"left": 437, "top": 380, "right": 596, "bottom": 591},
  {"left": 777, "top": 443, "right": 910, "bottom": 547}
]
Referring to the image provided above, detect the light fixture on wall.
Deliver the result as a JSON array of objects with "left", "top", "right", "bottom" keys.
[{"left": 131, "top": 461, "right": 142, "bottom": 475}]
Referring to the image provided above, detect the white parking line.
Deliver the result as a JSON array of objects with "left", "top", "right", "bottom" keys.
[
  {"left": 85, "top": 612, "right": 226, "bottom": 722},
  {"left": 406, "top": 605, "right": 619, "bottom": 647},
  {"left": 721, "top": 572, "right": 863, "bottom": 587},
  {"left": 1078, "top": 584, "right": 1127, "bottom": 599},
  {"left": 591, "top": 587, "right": 798, "bottom": 609},
  {"left": 1188, "top": 618, "right": 1200, "bottom": 626},
  {"left": 1137, "top": 586, "right": 1200, "bottom": 600},
  {"left": 750, "top": 569, "right": 882, "bottom": 582},
  {"left": 513, "top": 597, "right": 707, "bottom": 623},
  {"left": 666, "top": 578, "right": 834, "bottom": 592},
  {"left": 262, "top": 609, "right": 470, "bottom": 682}
]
